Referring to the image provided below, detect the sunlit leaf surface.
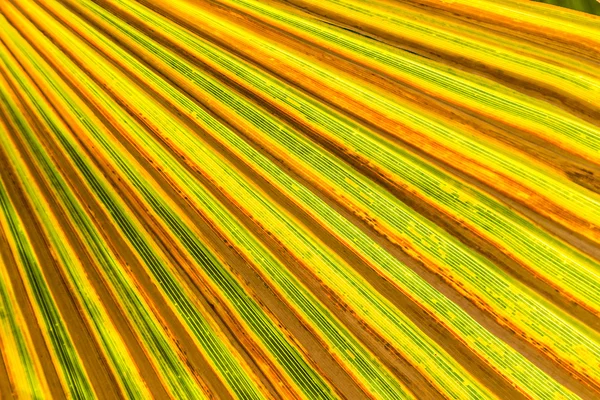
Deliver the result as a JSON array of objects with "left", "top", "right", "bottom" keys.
[{"left": 1, "top": 0, "right": 599, "bottom": 398}]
